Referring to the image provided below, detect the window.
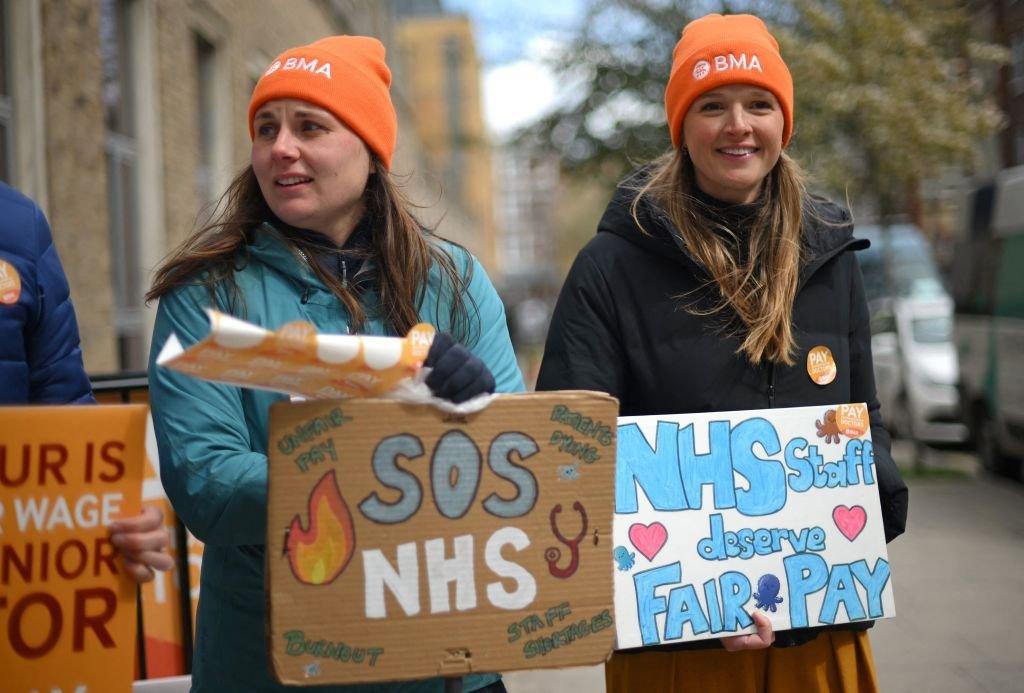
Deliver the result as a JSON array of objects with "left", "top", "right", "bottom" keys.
[
  {"left": 194, "top": 33, "right": 216, "bottom": 208},
  {"left": 911, "top": 315, "right": 953, "bottom": 344},
  {"left": 101, "top": 0, "right": 145, "bottom": 370},
  {"left": 444, "top": 36, "right": 463, "bottom": 200},
  {"left": 0, "top": 0, "right": 13, "bottom": 183}
]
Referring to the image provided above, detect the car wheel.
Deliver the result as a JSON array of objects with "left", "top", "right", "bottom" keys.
[
  {"left": 890, "top": 391, "right": 913, "bottom": 439},
  {"left": 979, "top": 416, "right": 1020, "bottom": 478}
]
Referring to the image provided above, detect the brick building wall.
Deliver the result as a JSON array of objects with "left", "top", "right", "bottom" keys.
[
  {"left": 41, "top": 0, "right": 116, "bottom": 372},
  {"left": 11, "top": 0, "right": 484, "bottom": 375}
]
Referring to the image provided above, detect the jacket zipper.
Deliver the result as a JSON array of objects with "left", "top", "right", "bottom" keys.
[
  {"left": 297, "top": 247, "right": 352, "bottom": 290},
  {"left": 768, "top": 363, "right": 776, "bottom": 408}
]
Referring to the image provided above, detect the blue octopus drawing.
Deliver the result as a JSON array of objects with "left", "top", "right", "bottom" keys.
[
  {"left": 754, "top": 574, "right": 784, "bottom": 612},
  {"left": 613, "top": 546, "right": 636, "bottom": 571}
]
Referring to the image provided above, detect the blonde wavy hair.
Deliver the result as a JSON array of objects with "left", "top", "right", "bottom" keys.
[{"left": 631, "top": 149, "right": 807, "bottom": 365}]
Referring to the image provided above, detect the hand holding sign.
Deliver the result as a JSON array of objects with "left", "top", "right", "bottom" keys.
[
  {"left": 721, "top": 611, "right": 775, "bottom": 651},
  {"left": 108, "top": 504, "right": 174, "bottom": 583}
]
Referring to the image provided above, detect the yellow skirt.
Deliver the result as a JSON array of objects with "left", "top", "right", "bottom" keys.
[{"left": 605, "top": 630, "right": 878, "bottom": 693}]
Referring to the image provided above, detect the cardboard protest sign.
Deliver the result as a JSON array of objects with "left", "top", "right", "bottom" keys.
[
  {"left": 612, "top": 403, "right": 894, "bottom": 649},
  {"left": 266, "top": 392, "right": 618, "bottom": 685},
  {"left": 0, "top": 405, "right": 147, "bottom": 692},
  {"left": 157, "top": 309, "right": 434, "bottom": 398}
]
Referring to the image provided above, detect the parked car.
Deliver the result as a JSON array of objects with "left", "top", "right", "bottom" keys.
[
  {"left": 869, "top": 296, "right": 967, "bottom": 443},
  {"left": 857, "top": 223, "right": 967, "bottom": 445},
  {"left": 951, "top": 167, "right": 1024, "bottom": 478}
]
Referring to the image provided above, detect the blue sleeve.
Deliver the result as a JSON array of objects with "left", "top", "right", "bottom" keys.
[
  {"left": 148, "top": 283, "right": 270, "bottom": 546},
  {"left": 27, "top": 204, "right": 93, "bottom": 403},
  {"left": 463, "top": 256, "right": 525, "bottom": 394}
]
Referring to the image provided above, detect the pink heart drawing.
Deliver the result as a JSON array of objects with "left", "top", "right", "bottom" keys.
[
  {"left": 628, "top": 522, "right": 668, "bottom": 561},
  {"left": 832, "top": 505, "right": 867, "bottom": 541}
]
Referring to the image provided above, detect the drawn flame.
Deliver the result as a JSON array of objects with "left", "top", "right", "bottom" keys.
[{"left": 286, "top": 469, "right": 356, "bottom": 585}]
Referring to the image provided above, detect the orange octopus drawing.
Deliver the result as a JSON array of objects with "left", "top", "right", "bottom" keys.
[{"left": 816, "top": 409, "right": 841, "bottom": 444}]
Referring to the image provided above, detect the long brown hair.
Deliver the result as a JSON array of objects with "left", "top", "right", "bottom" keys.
[
  {"left": 147, "top": 160, "right": 474, "bottom": 343},
  {"left": 631, "top": 149, "right": 806, "bottom": 365}
]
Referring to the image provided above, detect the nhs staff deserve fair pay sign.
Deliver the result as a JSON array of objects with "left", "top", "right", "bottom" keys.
[{"left": 612, "top": 403, "right": 894, "bottom": 649}]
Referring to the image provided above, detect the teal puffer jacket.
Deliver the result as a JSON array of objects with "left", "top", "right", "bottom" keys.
[{"left": 148, "top": 225, "right": 524, "bottom": 692}]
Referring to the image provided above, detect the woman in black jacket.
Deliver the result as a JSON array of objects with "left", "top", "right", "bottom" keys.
[{"left": 536, "top": 13, "right": 908, "bottom": 693}]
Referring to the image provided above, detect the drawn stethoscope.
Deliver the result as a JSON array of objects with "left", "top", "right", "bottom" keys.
[{"left": 545, "top": 501, "right": 588, "bottom": 579}]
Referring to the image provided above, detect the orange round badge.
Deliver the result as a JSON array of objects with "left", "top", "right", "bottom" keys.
[
  {"left": 807, "top": 345, "right": 837, "bottom": 385},
  {"left": 0, "top": 259, "right": 21, "bottom": 304},
  {"left": 836, "top": 403, "right": 869, "bottom": 438}
]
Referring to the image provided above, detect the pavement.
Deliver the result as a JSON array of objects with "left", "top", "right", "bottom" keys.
[
  {"left": 870, "top": 444, "right": 1024, "bottom": 693},
  {"left": 503, "top": 443, "right": 1024, "bottom": 693}
]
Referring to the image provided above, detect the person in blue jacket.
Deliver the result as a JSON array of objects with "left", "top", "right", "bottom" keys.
[
  {"left": 146, "top": 36, "right": 524, "bottom": 692},
  {"left": 0, "top": 181, "right": 173, "bottom": 582},
  {"left": 0, "top": 182, "right": 93, "bottom": 404}
]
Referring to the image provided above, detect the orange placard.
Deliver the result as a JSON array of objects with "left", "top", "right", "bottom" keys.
[
  {"left": 0, "top": 405, "right": 147, "bottom": 693},
  {"left": 186, "top": 531, "right": 204, "bottom": 629},
  {"left": 138, "top": 413, "right": 205, "bottom": 678},
  {"left": 138, "top": 418, "right": 187, "bottom": 678},
  {"left": 138, "top": 497, "right": 187, "bottom": 678}
]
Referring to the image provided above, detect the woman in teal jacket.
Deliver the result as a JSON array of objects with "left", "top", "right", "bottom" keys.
[{"left": 147, "top": 36, "right": 523, "bottom": 692}]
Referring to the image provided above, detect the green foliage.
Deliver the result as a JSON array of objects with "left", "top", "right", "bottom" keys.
[
  {"left": 779, "top": 0, "right": 1005, "bottom": 217},
  {"left": 520, "top": 0, "right": 1006, "bottom": 217},
  {"left": 516, "top": 0, "right": 695, "bottom": 183}
]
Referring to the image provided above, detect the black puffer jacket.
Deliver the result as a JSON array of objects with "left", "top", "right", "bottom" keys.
[{"left": 536, "top": 176, "right": 908, "bottom": 648}]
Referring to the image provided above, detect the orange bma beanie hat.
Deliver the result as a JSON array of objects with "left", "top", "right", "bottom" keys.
[
  {"left": 248, "top": 35, "right": 397, "bottom": 169},
  {"left": 664, "top": 14, "right": 793, "bottom": 149}
]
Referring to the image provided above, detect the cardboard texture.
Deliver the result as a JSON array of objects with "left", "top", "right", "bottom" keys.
[
  {"left": 0, "top": 405, "right": 147, "bottom": 693},
  {"left": 157, "top": 310, "right": 435, "bottom": 398},
  {"left": 612, "top": 403, "right": 894, "bottom": 649},
  {"left": 267, "top": 392, "right": 618, "bottom": 686}
]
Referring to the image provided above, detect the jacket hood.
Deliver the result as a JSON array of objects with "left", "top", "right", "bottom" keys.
[{"left": 596, "top": 170, "right": 867, "bottom": 270}]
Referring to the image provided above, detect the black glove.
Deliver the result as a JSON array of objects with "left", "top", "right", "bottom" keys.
[{"left": 424, "top": 333, "right": 496, "bottom": 403}]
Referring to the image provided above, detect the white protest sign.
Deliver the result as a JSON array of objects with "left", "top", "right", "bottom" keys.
[{"left": 612, "top": 403, "right": 895, "bottom": 649}]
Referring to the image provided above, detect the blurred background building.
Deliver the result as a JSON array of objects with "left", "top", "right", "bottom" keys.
[
  {"left": 0, "top": 0, "right": 496, "bottom": 375},
  {"left": 390, "top": 0, "right": 498, "bottom": 272},
  {"left": 492, "top": 145, "right": 562, "bottom": 383}
]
